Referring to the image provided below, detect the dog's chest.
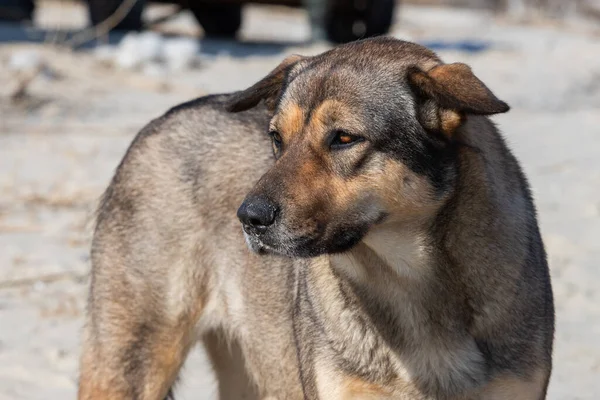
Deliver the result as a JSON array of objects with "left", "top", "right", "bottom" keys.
[{"left": 298, "top": 253, "right": 487, "bottom": 399}]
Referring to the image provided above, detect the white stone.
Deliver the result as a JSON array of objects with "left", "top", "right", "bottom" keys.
[
  {"left": 114, "top": 32, "right": 142, "bottom": 70},
  {"left": 8, "top": 50, "right": 43, "bottom": 73},
  {"left": 162, "top": 37, "right": 200, "bottom": 71},
  {"left": 93, "top": 45, "right": 116, "bottom": 63},
  {"left": 135, "top": 31, "right": 165, "bottom": 64}
]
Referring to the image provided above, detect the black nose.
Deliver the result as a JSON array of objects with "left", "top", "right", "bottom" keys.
[{"left": 237, "top": 196, "right": 278, "bottom": 233}]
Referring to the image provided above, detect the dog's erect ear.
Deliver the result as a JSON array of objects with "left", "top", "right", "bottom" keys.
[
  {"left": 408, "top": 63, "right": 509, "bottom": 136},
  {"left": 226, "top": 55, "right": 304, "bottom": 113}
]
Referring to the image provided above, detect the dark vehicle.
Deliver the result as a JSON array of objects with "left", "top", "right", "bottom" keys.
[
  {"left": 87, "top": 0, "right": 397, "bottom": 43},
  {"left": 0, "top": 0, "right": 34, "bottom": 21}
]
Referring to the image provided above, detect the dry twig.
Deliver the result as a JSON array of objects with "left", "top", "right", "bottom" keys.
[{"left": 63, "top": 0, "right": 139, "bottom": 48}]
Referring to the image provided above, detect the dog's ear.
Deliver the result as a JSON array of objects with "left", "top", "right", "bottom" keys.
[
  {"left": 226, "top": 55, "right": 304, "bottom": 113},
  {"left": 408, "top": 63, "right": 509, "bottom": 136}
]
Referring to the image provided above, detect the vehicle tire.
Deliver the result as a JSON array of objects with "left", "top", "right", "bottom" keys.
[
  {"left": 189, "top": 3, "right": 242, "bottom": 38},
  {"left": 325, "top": 0, "right": 396, "bottom": 44},
  {"left": 0, "top": 0, "right": 34, "bottom": 21},
  {"left": 86, "top": 0, "right": 145, "bottom": 31}
]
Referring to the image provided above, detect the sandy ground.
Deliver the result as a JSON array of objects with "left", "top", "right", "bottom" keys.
[{"left": 0, "top": 3, "right": 599, "bottom": 399}]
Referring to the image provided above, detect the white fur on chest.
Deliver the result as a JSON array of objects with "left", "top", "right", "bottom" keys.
[
  {"left": 327, "top": 227, "right": 486, "bottom": 397},
  {"left": 331, "top": 227, "right": 430, "bottom": 284}
]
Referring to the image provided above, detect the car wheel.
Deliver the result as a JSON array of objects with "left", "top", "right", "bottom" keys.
[
  {"left": 86, "top": 0, "right": 145, "bottom": 31},
  {"left": 0, "top": 0, "right": 34, "bottom": 21},
  {"left": 325, "top": 0, "right": 396, "bottom": 44},
  {"left": 189, "top": 3, "right": 242, "bottom": 38}
]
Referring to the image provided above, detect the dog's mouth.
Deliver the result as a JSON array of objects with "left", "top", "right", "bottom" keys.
[
  {"left": 242, "top": 229, "right": 276, "bottom": 255},
  {"left": 242, "top": 225, "right": 322, "bottom": 257},
  {"left": 242, "top": 221, "right": 373, "bottom": 258}
]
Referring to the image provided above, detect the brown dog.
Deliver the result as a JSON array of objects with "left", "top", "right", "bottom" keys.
[{"left": 79, "top": 37, "right": 554, "bottom": 400}]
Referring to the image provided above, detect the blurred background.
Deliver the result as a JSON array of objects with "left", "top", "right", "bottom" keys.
[{"left": 0, "top": 0, "right": 599, "bottom": 399}]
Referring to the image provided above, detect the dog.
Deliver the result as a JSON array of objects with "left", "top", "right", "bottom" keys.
[{"left": 78, "top": 37, "right": 554, "bottom": 400}]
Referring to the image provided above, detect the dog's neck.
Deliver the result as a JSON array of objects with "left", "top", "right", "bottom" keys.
[
  {"left": 320, "top": 222, "right": 488, "bottom": 394},
  {"left": 330, "top": 224, "right": 431, "bottom": 287},
  {"left": 328, "top": 222, "right": 437, "bottom": 333}
]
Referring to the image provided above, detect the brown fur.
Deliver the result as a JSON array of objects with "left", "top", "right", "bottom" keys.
[{"left": 79, "top": 37, "right": 553, "bottom": 400}]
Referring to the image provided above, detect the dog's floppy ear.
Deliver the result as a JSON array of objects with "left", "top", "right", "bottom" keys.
[
  {"left": 226, "top": 54, "right": 304, "bottom": 113},
  {"left": 408, "top": 63, "right": 509, "bottom": 136}
]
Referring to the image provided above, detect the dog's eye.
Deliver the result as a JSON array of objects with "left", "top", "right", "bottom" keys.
[
  {"left": 269, "top": 131, "right": 282, "bottom": 146},
  {"left": 330, "top": 131, "right": 363, "bottom": 149}
]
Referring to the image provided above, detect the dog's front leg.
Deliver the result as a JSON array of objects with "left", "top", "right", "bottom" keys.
[{"left": 78, "top": 258, "right": 205, "bottom": 400}]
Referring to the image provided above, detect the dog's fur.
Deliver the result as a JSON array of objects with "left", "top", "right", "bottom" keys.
[{"left": 79, "top": 37, "right": 554, "bottom": 400}]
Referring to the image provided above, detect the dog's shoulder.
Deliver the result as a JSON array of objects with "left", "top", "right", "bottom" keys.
[{"left": 96, "top": 92, "right": 274, "bottom": 229}]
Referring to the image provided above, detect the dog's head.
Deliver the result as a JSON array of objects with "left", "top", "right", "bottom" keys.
[{"left": 228, "top": 37, "right": 508, "bottom": 258}]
